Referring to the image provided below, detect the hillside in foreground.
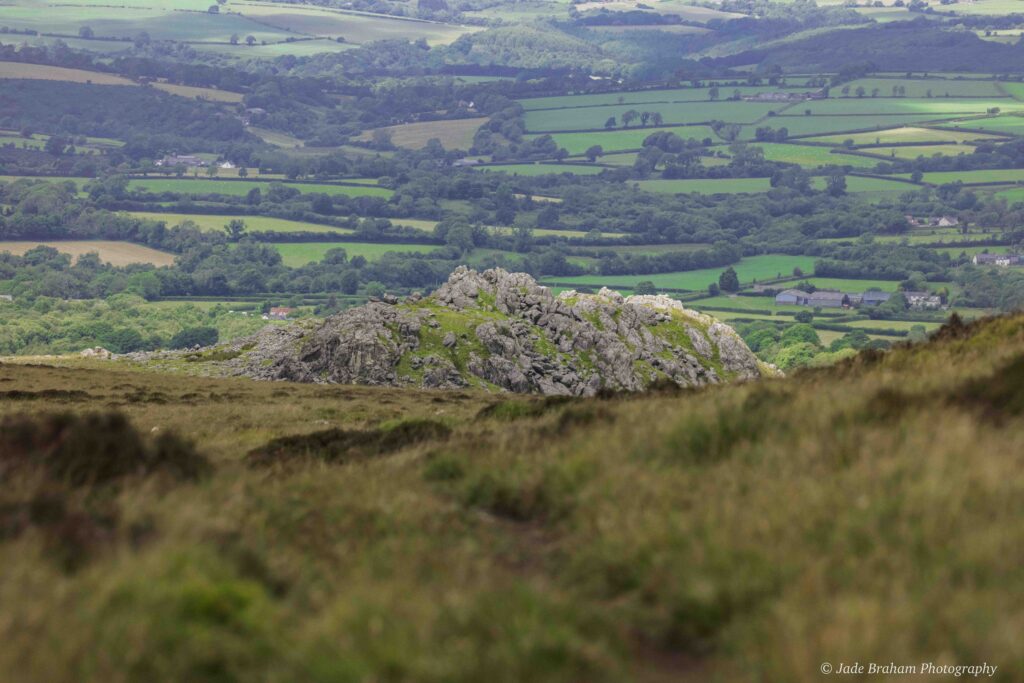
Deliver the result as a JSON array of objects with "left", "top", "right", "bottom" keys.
[{"left": 0, "top": 313, "right": 1022, "bottom": 681}]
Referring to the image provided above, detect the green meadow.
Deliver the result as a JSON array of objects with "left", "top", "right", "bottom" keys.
[
  {"left": 542, "top": 254, "right": 819, "bottom": 291},
  {"left": 266, "top": 242, "right": 436, "bottom": 266},
  {"left": 477, "top": 164, "right": 607, "bottom": 176},
  {"left": 752, "top": 143, "right": 879, "bottom": 168},
  {"left": 127, "top": 178, "right": 393, "bottom": 198},
  {"left": 527, "top": 126, "right": 718, "bottom": 154},
  {"left": 126, "top": 213, "right": 357, "bottom": 235},
  {"left": 524, "top": 102, "right": 778, "bottom": 132}
]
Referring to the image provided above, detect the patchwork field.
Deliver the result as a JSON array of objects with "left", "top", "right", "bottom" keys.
[
  {"left": 0, "top": 61, "right": 133, "bottom": 86},
  {"left": 126, "top": 213, "right": 357, "bottom": 235},
  {"left": 765, "top": 114, "right": 974, "bottom": 139},
  {"left": 357, "top": 118, "right": 485, "bottom": 150},
  {"left": 0, "top": 4, "right": 295, "bottom": 43},
  {"left": 939, "top": 115, "right": 1024, "bottom": 136},
  {"left": 796, "top": 277, "right": 902, "bottom": 291},
  {"left": 856, "top": 144, "right": 978, "bottom": 160},
  {"left": 752, "top": 143, "right": 879, "bottom": 168},
  {"left": 897, "top": 169, "right": 1024, "bottom": 185},
  {"left": 806, "top": 126, "right": 1007, "bottom": 145},
  {"left": 523, "top": 101, "right": 779, "bottom": 132},
  {"left": 517, "top": 85, "right": 816, "bottom": 111},
  {"left": 840, "top": 78, "right": 1007, "bottom": 98},
  {"left": 530, "top": 125, "right": 718, "bottom": 155},
  {"left": 635, "top": 177, "right": 774, "bottom": 194},
  {"left": 542, "top": 254, "right": 819, "bottom": 291},
  {"left": 149, "top": 82, "right": 244, "bottom": 103},
  {"left": 266, "top": 242, "right": 437, "bottom": 267},
  {"left": 477, "top": 164, "right": 607, "bottom": 176},
  {"left": 229, "top": 3, "right": 478, "bottom": 45},
  {"left": 0, "top": 240, "right": 176, "bottom": 266},
  {"left": 127, "top": 178, "right": 394, "bottom": 198}
]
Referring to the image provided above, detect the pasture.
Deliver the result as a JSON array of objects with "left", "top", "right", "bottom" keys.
[
  {"left": 840, "top": 78, "right": 1006, "bottom": 98},
  {"left": 229, "top": 3, "right": 477, "bottom": 45},
  {"left": 0, "top": 61, "right": 133, "bottom": 85},
  {"left": 149, "top": 82, "right": 244, "bottom": 103},
  {"left": 357, "top": 118, "right": 484, "bottom": 150},
  {"left": 542, "top": 254, "right": 819, "bottom": 291},
  {"left": 0, "top": 4, "right": 294, "bottom": 43},
  {"left": 796, "top": 277, "right": 902, "bottom": 292},
  {"left": 806, "top": 126, "right": 1005, "bottom": 145},
  {"left": 764, "top": 114, "right": 975, "bottom": 139},
  {"left": 634, "top": 177, "right": 774, "bottom": 194},
  {"left": 517, "top": 85, "right": 816, "bottom": 111},
  {"left": 752, "top": 143, "right": 879, "bottom": 168},
  {"left": 125, "top": 213, "right": 358, "bottom": 235},
  {"left": 478, "top": 164, "right": 607, "bottom": 176},
  {"left": 897, "top": 169, "right": 1024, "bottom": 185},
  {"left": 797, "top": 97, "right": 1023, "bottom": 117},
  {"left": 0, "top": 240, "right": 176, "bottom": 267},
  {"left": 939, "top": 115, "right": 1024, "bottom": 136},
  {"left": 995, "top": 188, "right": 1024, "bottom": 204},
  {"left": 856, "top": 144, "right": 978, "bottom": 160},
  {"left": 266, "top": 242, "right": 437, "bottom": 267},
  {"left": 523, "top": 101, "right": 779, "bottom": 132},
  {"left": 126, "top": 178, "right": 394, "bottom": 198},
  {"left": 531, "top": 125, "right": 718, "bottom": 155}
]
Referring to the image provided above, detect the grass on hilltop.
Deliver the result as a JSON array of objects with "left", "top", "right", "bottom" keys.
[{"left": 0, "top": 312, "right": 1022, "bottom": 681}]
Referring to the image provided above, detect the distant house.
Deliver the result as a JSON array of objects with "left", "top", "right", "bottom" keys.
[
  {"left": 905, "top": 215, "right": 959, "bottom": 228},
  {"left": 973, "top": 253, "right": 1022, "bottom": 267},
  {"left": 267, "top": 307, "right": 295, "bottom": 320},
  {"left": 219, "top": 161, "right": 236, "bottom": 170},
  {"left": 453, "top": 158, "right": 482, "bottom": 167},
  {"left": 156, "top": 154, "right": 206, "bottom": 168},
  {"left": 807, "top": 291, "right": 849, "bottom": 308},
  {"left": 861, "top": 290, "right": 892, "bottom": 306},
  {"left": 775, "top": 289, "right": 810, "bottom": 305},
  {"left": 904, "top": 291, "right": 942, "bottom": 309}
]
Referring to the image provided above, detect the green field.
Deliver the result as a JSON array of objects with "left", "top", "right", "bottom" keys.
[
  {"left": 528, "top": 126, "right": 718, "bottom": 155},
  {"left": 517, "top": 85, "right": 812, "bottom": 111},
  {"left": 938, "top": 115, "right": 1024, "bottom": 137},
  {"left": 763, "top": 114, "right": 972, "bottom": 139},
  {"left": 0, "top": 4, "right": 294, "bottom": 43},
  {"left": 996, "top": 187, "right": 1024, "bottom": 204},
  {"left": 796, "top": 277, "right": 902, "bottom": 292},
  {"left": 811, "top": 175, "right": 918, "bottom": 193},
  {"left": 228, "top": 3, "right": 477, "bottom": 46},
  {"left": 542, "top": 254, "right": 819, "bottom": 291},
  {"left": 524, "top": 102, "right": 779, "bottom": 132},
  {"left": 127, "top": 178, "right": 393, "bottom": 198},
  {"left": 478, "top": 164, "right": 608, "bottom": 176},
  {"left": 267, "top": 242, "right": 436, "bottom": 266},
  {"left": 126, "top": 213, "right": 358, "bottom": 235},
  {"left": 752, "top": 143, "right": 879, "bottom": 168},
  {"left": 797, "top": 97, "right": 1024, "bottom": 117},
  {"left": 806, "top": 126, "right": 1005, "bottom": 145},
  {"left": 856, "top": 144, "right": 977, "bottom": 160},
  {"left": 688, "top": 295, "right": 808, "bottom": 313},
  {"left": 839, "top": 78, "right": 1006, "bottom": 99},
  {"left": 896, "top": 169, "right": 1024, "bottom": 185},
  {"left": 634, "top": 177, "right": 774, "bottom": 194},
  {"left": 358, "top": 118, "right": 484, "bottom": 151}
]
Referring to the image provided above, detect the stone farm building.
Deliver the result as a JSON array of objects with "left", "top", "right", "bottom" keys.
[
  {"left": 775, "top": 289, "right": 893, "bottom": 308},
  {"left": 973, "top": 253, "right": 1022, "bottom": 267}
]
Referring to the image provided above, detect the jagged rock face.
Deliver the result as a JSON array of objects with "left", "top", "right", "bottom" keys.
[{"left": 220, "top": 267, "right": 767, "bottom": 395}]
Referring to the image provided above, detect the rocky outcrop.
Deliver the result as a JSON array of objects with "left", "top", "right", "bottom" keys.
[{"left": 204, "top": 267, "right": 770, "bottom": 395}]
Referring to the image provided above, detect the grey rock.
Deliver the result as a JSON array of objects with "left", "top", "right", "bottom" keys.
[{"left": 167, "top": 268, "right": 769, "bottom": 395}]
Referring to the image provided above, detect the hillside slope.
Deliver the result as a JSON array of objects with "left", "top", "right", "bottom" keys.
[
  {"left": 173, "top": 267, "right": 768, "bottom": 395},
  {"left": 0, "top": 313, "right": 1022, "bottom": 681}
]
